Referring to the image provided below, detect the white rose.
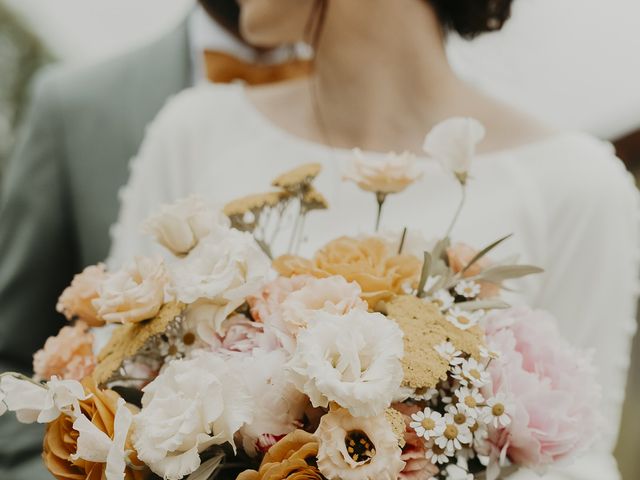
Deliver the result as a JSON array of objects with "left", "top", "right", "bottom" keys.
[
  {"left": 133, "top": 352, "right": 252, "bottom": 480},
  {"left": 143, "top": 195, "right": 230, "bottom": 256},
  {"left": 0, "top": 375, "right": 87, "bottom": 424},
  {"left": 423, "top": 117, "right": 485, "bottom": 183},
  {"left": 171, "top": 229, "right": 271, "bottom": 335},
  {"left": 344, "top": 149, "right": 423, "bottom": 194},
  {"left": 288, "top": 309, "right": 404, "bottom": 417},
  {"left": 93, "top": 256, "right": 168, "bottom": 324}
]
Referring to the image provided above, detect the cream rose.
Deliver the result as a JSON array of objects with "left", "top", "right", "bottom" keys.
[
  {"left": 316, "top": 407, "right": 405, "bottom": 480},
  {"left": 143, "top": 195, "right": 229, "bottom": 256},
  {"left": 93, "top": 256, "right": 168, "bottom": 324},
  {"left": 171, "top": 229, "right": 270, "bottom": 335},
  {"left": 344, "top": 149, "right": 423, "bottom": 194},
  {"left": 133, "top": 352, "right": 252, "bottom": 480},
  {"left": 423, "top": 117, "right": 485, "bottom": 183},
  {"left": 56, "top": 264, "right": 107, "bottom": 327},
  {"left": 288, "top": 309, "right": 404, "bottom": 417}
]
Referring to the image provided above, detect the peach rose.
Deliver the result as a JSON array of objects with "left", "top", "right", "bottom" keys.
[
  {"left": 237, "top": 430, "right": 322, "bottom": 480},
  {"left": 274, "top": 236, "right": 422, "bottom": 308},
  {"left": 57, "top": 264, "right": 107, "bottom": 327},
  {"left": 344, "top": 149, "right": 423, "bottom": 194},
  {"left": 43, "top": 378, "right": 147, "bottom": 480},
  {"left": 33, "top": 321, "right": 96, "bottom": 381},
  {"left": 447, "top": 243, "right": 500, "bottom": 299},
  {"left": 93, "top": 256, "right": 168, "bottom": 324}
]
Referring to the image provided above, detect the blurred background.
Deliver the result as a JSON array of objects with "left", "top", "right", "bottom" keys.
[{"left": 0, "top": 0, "right": 639, "bottom": 477}]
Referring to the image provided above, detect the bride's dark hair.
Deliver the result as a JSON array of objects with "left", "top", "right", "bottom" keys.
[{"left": 199, "top": 0, "right": 513, "bottom": 39}]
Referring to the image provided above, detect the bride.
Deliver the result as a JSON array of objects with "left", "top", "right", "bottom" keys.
[{"left": 109, "top": 0, "right": 638, "bottom": 478}]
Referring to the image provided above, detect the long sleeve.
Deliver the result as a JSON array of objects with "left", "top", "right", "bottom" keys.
[
  {"left": 0, "top": 73, "right": 76, "bottom": 480},
  {"left": 534, "top": 139, "right": 639, "bottom": 451}
]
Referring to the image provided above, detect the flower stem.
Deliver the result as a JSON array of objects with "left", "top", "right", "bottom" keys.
[
  {"left": 444, "top": 183, "right": 466, "bottom": 238},
  {"left": 375, "top": 192, "right": 387, "bottom": 232}
]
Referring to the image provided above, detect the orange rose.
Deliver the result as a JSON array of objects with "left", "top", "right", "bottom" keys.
[
  {"left": 237, "top": 430, "right": 322, "bottom": 480},
  {"left": 43, "top": 378, "right": 147, "bottom": 480},
  {"left": 447, "top": 243, "right": 500, "bottom": 299},
  {"left": 274, "top": 237, "right": 422, "bottom": 308}
]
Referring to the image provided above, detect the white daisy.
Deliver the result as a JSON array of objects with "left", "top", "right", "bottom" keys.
[
  {"left": 455, "top": 386, "right": 485, "bottom": 411},
  {"left": 479, "top": 345, "right": 501, "bottom": 360},
  {"left": 435, "top": 412, "right": 473, "bottom": 452},
  {"left": 434, "top": 341, "right": 464, "bottom": 366},
  {"left": 410, "top": 407, "right": 445, "bottom": 439},
  {"left": 446, "top": 307, "right": 483, "bottom": 331},
  {"left": 445, "top": 404, "right": 476, "bottom": 428},
  {"left": 429, "top": 289, "right": 454, "bottom": 312},
  {"left": 454, "top": 280, "right": 481, "bottom": 299},
  {"left": 482, "top": 394, "right": 514, "bottom": 428},
  {"left": 425, "top": 441, "right": 452, "bottom": 465},
  {"left": 452, "top": 358, "right": 490, "bottom": 388}
]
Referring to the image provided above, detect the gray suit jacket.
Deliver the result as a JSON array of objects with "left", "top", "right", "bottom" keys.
[{"left": 0, "top": 21, "right": 191, "bottom": 479}]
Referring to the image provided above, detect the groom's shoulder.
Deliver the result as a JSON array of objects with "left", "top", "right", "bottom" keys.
[{"left": 33, "top": 19, "right": 191, "bottom": 117}]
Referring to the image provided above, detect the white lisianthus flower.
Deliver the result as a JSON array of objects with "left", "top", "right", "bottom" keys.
[
  {"left": 143, "top": 195, "right": 229, "bottom": 256},
  {"left": 423, "top": 117, "right": 485, "bottom": 184},
  {"left": 0, "top": 375, "right": 87, "bottom": 424},
  {"left": 316, "top": 407, "right": 405, "bottom": 480},
  {"left": 344, "top": 149, "right": 423, "bottom": 194},
  {"left": 171, "top": 229, "right": 270, "bottom": 335},
  {"left": 232, "top": 349, "right": 308, "bottom": 457},
  {"left": 133, "top": 352, "right": 251, "bottom": 480},
  {"left": 288, "top": 309, "right": 403, "bottom": 417},
  {"left": 71, "top": 398, "right": 133, "bottom": 480},
  {"left": 93, "top": 256, "right": 168, "bottom": 324}
]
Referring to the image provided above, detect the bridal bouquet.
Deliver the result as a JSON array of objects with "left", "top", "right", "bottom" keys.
[{"left": 0, "top": 119, "right": 601, "bottom": 480}]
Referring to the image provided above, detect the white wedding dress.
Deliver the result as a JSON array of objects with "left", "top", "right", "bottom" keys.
[{"left": 108, "top": 83, "right": 639, "bottom": 480}]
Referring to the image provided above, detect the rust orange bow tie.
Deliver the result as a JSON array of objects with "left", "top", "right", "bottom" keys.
[{"left": 203, "top": 50, "right": 313, "bottom": 85}]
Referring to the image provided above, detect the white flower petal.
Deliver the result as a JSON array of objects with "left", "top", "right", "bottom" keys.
[
  {"left": 71, "top": 414, "right": 112, "bottom": 463},
  {"left": 423, "top": 117, "right": 485, "bottom": 177}
]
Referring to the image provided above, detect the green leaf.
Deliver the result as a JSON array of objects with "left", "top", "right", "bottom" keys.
[
  {"left": 460, "top": 234, "right": 513, "bottom": 275},
  {"left": 475, "top": 264, "right": 544, "bottom": 283}
]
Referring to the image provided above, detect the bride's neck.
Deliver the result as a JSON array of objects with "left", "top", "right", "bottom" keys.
[{"left": 311, "top": 0, "right": 461, "bottom": 151}]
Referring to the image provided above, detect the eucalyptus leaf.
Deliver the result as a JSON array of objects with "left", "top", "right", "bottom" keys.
[
  {"left": 460, "top": 234, "right": 513, "bottom": 275},
  {"left": 474, "top": 264, "right": 543, "bottom": 283}
]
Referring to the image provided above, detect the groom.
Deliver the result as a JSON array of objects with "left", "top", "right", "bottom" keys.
[{"left": 0, "top": 1, "right": 309, "bottom": 478}]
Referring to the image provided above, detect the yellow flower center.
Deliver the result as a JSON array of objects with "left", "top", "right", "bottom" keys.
[
  {"left": 454, "top": 413, "right": 467, "bottom": 425},
  {"left": 464, "top": 396, "right": 477, "bottom": 408},
  {"left": 444, "top": 424, "right": 459, "bottom": 440},
  {"left": 182, "top": 332, "right": 196, "bottom": 346},
  {"left": 458, "top": 316, "right": 470, "bottom": 325},
  {"left": 469, "top": 369, "right": 482, "bottom": 380},
  {"left": 345, "top": 430, "right": 376, "bottom": 464},
  {"left": 421, "top": 418, "right": 436, "bottom": 430},
  {"left": 492, "top": 403, "right": 505, "bottom": 417}
]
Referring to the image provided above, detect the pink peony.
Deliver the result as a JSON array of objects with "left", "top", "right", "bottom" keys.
[
  {"left": 393, "top": 403, "right": 440, "bottom": 480},
  {"left": 482, "top": 308, "right": 602, "bottom": 468},
  {"left": 32, "top": 321, "right": 96, "bottom": 381},
  {"left": 248, "top": 275, "right": 367, "bottom": 352},
  {"left": 209, "top": 314, "right": 278, "bottom": 355}
]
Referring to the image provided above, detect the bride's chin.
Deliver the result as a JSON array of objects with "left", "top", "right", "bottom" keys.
[{"left": 238, "top": 0, "right": 315, "bottom": 48}]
